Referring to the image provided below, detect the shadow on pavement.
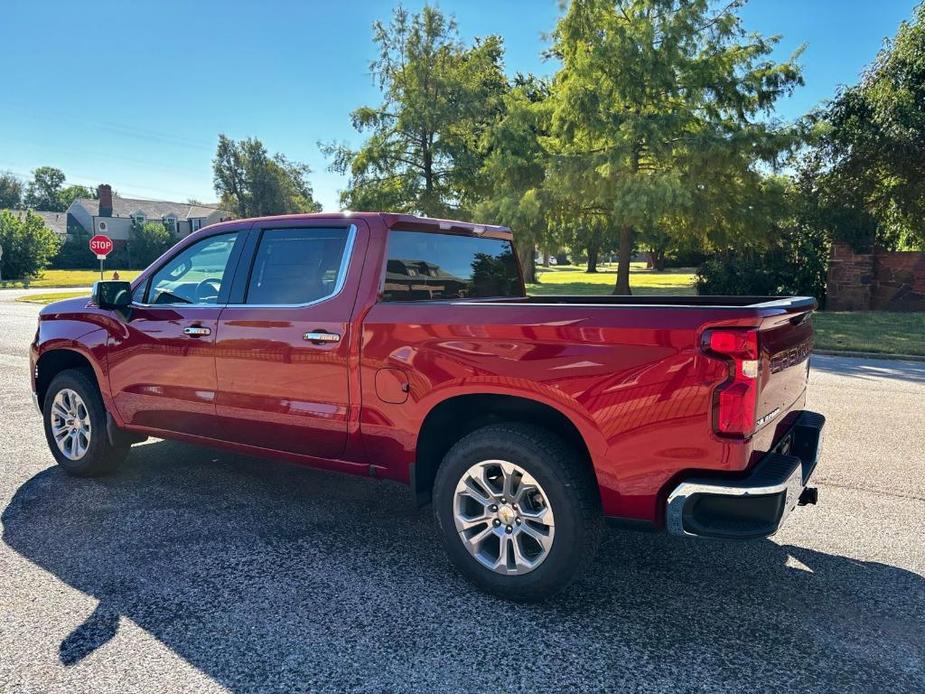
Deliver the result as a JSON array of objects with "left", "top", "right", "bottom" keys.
[
  {"left": 811, "top": 354, "right": 925, "bottom": 384},
  {"left": 4, "top": 439, "right": 924, "bottom": 692}
]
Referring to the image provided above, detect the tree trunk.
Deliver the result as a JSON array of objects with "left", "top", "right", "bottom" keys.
[
  {"left": 543, "top": 251, "right": 550, "bottom": 266},
  {"left": 615, "top": 142, "right": 641, "bottom": 294},
  {"left": 517, "top": 238, "right": 537, "bottom": 284},
  {"left": 613, "top": 225, "right": 634, "bottom": 295},
  {"left": 586, "top": 242, "right": 599, "bottom": 273},
  {"left": 421, "top": 131, "right": 435, "bottom": 215},
  {"left": 649, "top": 247, "right": 666, "bottom": 271}
]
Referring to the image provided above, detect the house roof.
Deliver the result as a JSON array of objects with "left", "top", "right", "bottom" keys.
[
  {"left": 2, "top": 209, "right": 68, "bottom": 237},
  {"left": 75, "top": 195, "right": 228, "bottom": 220}
]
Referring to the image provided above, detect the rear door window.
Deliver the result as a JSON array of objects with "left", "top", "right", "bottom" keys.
[
  {"left": 245, "top": 227, "right": 351, "bottom": 305},
  {"left": 382, "top": 230, "right": 522, "bottom": 301}
]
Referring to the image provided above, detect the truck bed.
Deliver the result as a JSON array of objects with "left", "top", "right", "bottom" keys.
[{"left": 472, "top": 295, "right": 818, "bottom": 310}]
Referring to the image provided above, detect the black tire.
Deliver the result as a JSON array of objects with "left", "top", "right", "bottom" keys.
[
  {"left": 433, "top": 422, "right": 602, "bottom": 602},
  {"left": 42, "top": 368, "right": 128, "bottom": 477}
]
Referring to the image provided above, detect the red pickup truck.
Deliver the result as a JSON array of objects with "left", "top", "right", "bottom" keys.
[{"left": 31, "top": 212, "right": 824, "bottom": 600}]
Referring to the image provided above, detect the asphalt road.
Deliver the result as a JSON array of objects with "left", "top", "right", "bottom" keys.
[{"left": 1, "top": 291, "right": 923, "bottom": 693}]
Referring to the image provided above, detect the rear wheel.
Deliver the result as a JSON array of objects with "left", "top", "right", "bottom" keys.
[
  {"left": 433, "top": 423, "right": 602, "bottom": 601},
  {"left": 42, "top": 368, "right": 128, "bottom": 477}
]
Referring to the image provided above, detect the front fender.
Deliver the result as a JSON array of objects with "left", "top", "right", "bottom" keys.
[{"left": 35, "top": 323, "right": 121, "bottom": 426}]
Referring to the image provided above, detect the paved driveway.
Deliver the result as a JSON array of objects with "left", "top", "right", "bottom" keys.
[{"left": 1, "top": 299, "right": 922, "bottom": 692}]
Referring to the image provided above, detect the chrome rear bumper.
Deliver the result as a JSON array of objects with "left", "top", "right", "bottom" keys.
[{"left": 665, "top": 411, "right": 825, "bottom": 539}]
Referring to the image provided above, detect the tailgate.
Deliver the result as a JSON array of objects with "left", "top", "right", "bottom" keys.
[{"left": 756, "top": 308, "right": 814, "bottom": 431}]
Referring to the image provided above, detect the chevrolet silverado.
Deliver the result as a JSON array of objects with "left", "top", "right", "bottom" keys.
[{"left": 31, "top": 212, "right": 824, "bottom": 600}]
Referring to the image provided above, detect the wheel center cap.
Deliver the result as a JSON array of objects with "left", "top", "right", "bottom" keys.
[{"left": 497, "top": 505, "right": 516, "bottom": 526}]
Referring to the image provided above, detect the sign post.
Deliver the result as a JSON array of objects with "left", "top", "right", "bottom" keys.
[{"left": 88, "top": 235, "right": 113, "bottom": 280}]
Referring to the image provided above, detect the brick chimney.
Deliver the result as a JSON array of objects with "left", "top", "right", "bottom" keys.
[{"left": 98, "top": 184, "right": 113, "bottom": 217}]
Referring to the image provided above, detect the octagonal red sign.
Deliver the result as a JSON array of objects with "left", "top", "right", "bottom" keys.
[{"left": 89, "top": 234, "right": 113, "bottom": 257}]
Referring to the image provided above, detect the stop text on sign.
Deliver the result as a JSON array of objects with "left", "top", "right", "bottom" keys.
[{"left": 89, "top": 235, "right": 113, "bottom": 257}]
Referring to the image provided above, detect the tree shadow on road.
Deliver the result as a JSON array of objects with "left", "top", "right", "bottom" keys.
[{"left": 4, "top": 440, "right": 924, "bottom": 692}]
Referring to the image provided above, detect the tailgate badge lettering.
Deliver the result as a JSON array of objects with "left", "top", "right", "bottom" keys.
[
  {"left": 756, "top": 407, "right": 781, "bottom": 429},
  {"left": 770, "top": 341, "right": 812, "bottom": 373}
]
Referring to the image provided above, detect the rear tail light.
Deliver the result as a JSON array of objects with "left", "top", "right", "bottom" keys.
[{"left": 702, "top": 329, "right": 760, "bottom": 437}]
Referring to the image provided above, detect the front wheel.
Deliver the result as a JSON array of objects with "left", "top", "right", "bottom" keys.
[
  {"left": 433, "top": 423, "right": 602, "bottom": 601},
  {"left": 42, "top": 368, "right": 128, "bottom": 477}
]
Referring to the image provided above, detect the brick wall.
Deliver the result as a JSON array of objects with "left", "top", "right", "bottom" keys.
[{"left": 827, "top": 243, "right": 925, "bottom": 311}]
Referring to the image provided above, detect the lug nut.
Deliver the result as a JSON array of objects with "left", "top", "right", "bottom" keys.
[
  {"left": 500, "top": 497, "right": 507, "bottom": 504},
  {"left": 515, "top": 518, "right": 522, "bottom": 525},
  {"left": 493, "top": 519, "right": 501, "bottom": 527},
  {"left": 505, "top": 525, "right": 513, "bottom": 534},
  {"left": 490, "top": 504, "right": 498, "bottom": 512}
]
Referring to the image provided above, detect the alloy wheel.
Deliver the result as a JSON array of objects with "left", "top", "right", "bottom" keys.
[
  {"left": 50, "top": 388, "right": 92, "bottom": 461},
  {"left": 453, "top": 459, "right": 555, "bottom": 575}
]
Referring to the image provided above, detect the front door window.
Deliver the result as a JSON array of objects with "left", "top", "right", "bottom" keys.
[{"left": 144, "top": 233, "right": 238, "bottom": 305}]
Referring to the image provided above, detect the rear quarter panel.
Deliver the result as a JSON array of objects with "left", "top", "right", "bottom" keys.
[{"left": 361, "top": 302, "right": 777, "bottom": 522}]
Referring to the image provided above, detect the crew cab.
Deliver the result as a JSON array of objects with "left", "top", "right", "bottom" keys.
[{"left": 30, "top": 212, "right": 824, "bottom": 600}]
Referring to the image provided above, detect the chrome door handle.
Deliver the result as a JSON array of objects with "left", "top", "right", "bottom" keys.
[
  {"left": 303, "top": 331, "right": 341, "bottom": 344},
  {"left": 183, "top": 326, "right": 212, "bottom": 337}
]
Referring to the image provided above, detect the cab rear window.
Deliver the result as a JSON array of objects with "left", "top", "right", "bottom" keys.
[{"left": 381, "top": 230, "right": 522, "bottom": 301}]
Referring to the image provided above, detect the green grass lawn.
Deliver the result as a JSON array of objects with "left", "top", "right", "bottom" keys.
[
  {"left": 0, "top": 268, "right": 141, "bottom": 289},
  {"left": 528, "top": 262, "right": 697, "bottom": 295},
  {"left": 813, "top": 312, "right": 925, "bottom": 356},
  {"left": 529, "top": 264, "right": 922, "bottom": 357},
  {"left": 15, "top": 291, "right": 90, "bottom": 305}
]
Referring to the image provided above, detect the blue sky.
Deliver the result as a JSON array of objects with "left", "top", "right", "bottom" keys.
[{"left": 0, "top": 0, "right": 918, "bottom": 209}]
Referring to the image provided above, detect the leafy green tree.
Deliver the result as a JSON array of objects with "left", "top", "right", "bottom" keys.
[
  {"left": 696, "top": 175, "right": 828, "bottom": 301},
  {"left": 57, "top": 184, "right": 95, "bottom": 210},
  {"left": 24, "top": 166, "right": 67, "bottom": 211},
  {"left": 0, "top": 210, "right": 62, "bottom": 280},
  {"left": 130, "top": 220, "right": 174, "bottom": 268},
  {"left": 213, "top": 135, "right": 322, "bottom": 217},
  {"left": 326, "top": 5, "right": 507, "bottom": 217},
  {"left": 548, "top": 0, "right": 804, "bottom": 293},
  {"left": 474, "top": 76, "right": 553, "bottom": 282},
  {"left": 569, "top": 215, "right": 619, "bottom": 273},
  {"left": 806, "top": 2, "right": 925, "bottom": 250},
  {"left": 470, "top": 249, "right": 521, "bottom": 296},
  {"left": 637, "top": 226, "right": 672, "bottom": 270},
  {"left": 0, "top": 173, "right": 23, "bottom": 209}
]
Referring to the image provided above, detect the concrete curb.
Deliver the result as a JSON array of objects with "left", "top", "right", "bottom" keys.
[{"left": 814, "top": 349, "right": 925, "bottom": 363}]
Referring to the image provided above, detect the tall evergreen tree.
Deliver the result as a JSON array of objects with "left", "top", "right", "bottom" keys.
[
  {"left": 549, "top": 0, "right": 803, "bottom": 293},
  {"left": 474, "top": 75, "right": 553, "bottom": 282}
]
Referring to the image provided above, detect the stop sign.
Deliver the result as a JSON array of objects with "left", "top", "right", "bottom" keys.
[{"left": 89, "top": 234, "right": 113, "bottom": 258}]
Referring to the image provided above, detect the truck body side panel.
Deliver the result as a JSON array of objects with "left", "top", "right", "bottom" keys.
[
  {"left": 31, "top": 213, "right": 817, "bottom": 529},
  {"left": 360, "top": 302, "right": 785, "bottom": 522}
]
